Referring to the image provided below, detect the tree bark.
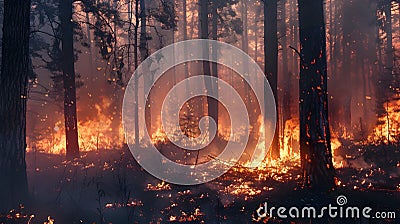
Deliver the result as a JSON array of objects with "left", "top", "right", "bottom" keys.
[
  {"left": 264, "top": 0, "right": 280, "bottom": 159},
  {"left": 0, "top": 0, "right": 30, "bottom": 210},
  {"left": 134, "top": 0, "right": 139, "bottom": 146},
  {"left": 140, "top": 0, "right": 152, "bottom": 137},
  {"left": 342, "top": 1, "right": 352, "bottom": 132},
  {"left": 298, "top": 0, "right": 335, "bottom": 190},
  {"left": 242, "top": 0, "right": 250, "bottom": 135},
  {"left": 383, "top": 0, "right": 393, "bottom": 71},
  {"left": 200, "top": 0, "right": 216, "bottom": 141},
  {"left": 281, "top": 0, "right": 291, "bottom": 156},
  {"left": 211, "top": 1, "right": 219, "bottom": 135},
  {"left": 183, "top": 0, "right": 189, "bottom": 97},
  {"left": 60, "top": 0, "right": 80, "bottom": 159}
]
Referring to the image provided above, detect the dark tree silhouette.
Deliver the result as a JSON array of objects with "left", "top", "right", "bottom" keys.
[
  {"left": 199, "top": 0, "right": 241, "bottom": 141},
  {"left": 133, "top": 0, "right": 140, "bottom": 146},
  {"left": 141, "top": 0, "right": 152, "bottom": 137},
  {"left": 60, "top": 0, "right": 80, "bottom": 159},
  {"left": 210, "top": 0, "right": 219, "bottom": 137},
  {"left": 298, "top": 0, "right": 335, "bottom": 190},
  {"left": 264, "top": 0, "right": 279, "bottom": 159},
  {"left": 199, "top": 0, "right": 216, "bottom": 142},
  {"left": 0, "top": 0, "right": 31, "bottom": 209}
]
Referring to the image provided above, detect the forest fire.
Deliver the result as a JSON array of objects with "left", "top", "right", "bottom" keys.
[
  {"left": 31, "top": 103, "right": 348, "bottom": 174},
  {"left": 368, "top": 97, "right": 400, "bottom": 144},
  {"left": 2, "top": 0, "right": 400, "bottom": 222},
  {"left": 30, "top": 96, "right": 124, "bottom": 154}
]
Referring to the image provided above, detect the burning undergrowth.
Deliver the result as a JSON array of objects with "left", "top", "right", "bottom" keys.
[
  {"left": 28, "top": 96, "right": 125, "bottom": 154},
  {"left": 13, "top": 142, "right": 398, "bottom": 223},
  {"left": 21, "top": 149, "right": 302, "bottom": 223},
  {"left": 368, "top": 96, "right": 400, "bottom": 145},
  {"left": 20, "top": 88, "right": 400, "bottom": 222}
]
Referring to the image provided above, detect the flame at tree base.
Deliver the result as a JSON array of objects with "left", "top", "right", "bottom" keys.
[{"left": 29, "top": 97, "right": 124, "bottom": 155}]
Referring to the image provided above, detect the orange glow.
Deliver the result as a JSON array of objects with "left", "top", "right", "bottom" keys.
[
  {"left": 368, "top": 97, "right": 400, "bottom": 144},
  {"left": 30, "top": 96, "right": 124, "bottom": 154}
]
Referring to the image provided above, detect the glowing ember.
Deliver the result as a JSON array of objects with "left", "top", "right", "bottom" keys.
[
  {"left": 146, "top": 181, "right": 172, "bottom": 191},
  {"left": 226, "top": 181, "right": 262, "bottom": 197}
]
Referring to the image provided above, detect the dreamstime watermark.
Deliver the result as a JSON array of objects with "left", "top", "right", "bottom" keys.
[
  {"left": 256, "top": 195, "right": 396, "bottom": 220},
  {"left": 122, "top": 39, "right": 277, "bottom": 185}
]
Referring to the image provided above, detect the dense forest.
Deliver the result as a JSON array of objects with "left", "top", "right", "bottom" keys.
[{"left": 0, "top": 0, "right": 399, "bottom": 223}]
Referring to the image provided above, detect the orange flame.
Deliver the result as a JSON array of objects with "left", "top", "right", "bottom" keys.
[
  {"left": 368, "top": 98, "right": 400, "bottom": 144},
  {"left": 30, "top": 96, "right": 124, "bottom": 154}
]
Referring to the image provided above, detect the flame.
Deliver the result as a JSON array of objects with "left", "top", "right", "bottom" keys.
[
  {"left": 368, "top": 97, "right": 400, "bottom": 144},
  {"left": 226, "top": 181, "right": 262, "bottom": 197},
  {"left": 331, "top": 136, "right": 343, "bottom": 168},
  {"left": 30, "top": 96, "right": 124, "bottom": 154},
  {"left": 151, "top": 127, "right": 168, "bottom": 144},
  {"left": 244, "top": 115, "right": 268, "bottom": 167},
  {"left": 146, "top": 181, "right": 171, "bottom": 191},
  {"left": 282, "top": 118, "right": 300, "bottom": 159}
]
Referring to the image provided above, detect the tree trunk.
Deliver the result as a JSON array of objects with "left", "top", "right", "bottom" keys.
[
  {"left": 85, "top": 11, "right": 94, "bottom": 75},
  {"left": 170, "top": 0, "right": 176, "bottom": 87},
  {"left": 0, "top": 0, "right": 30, "bottom": 210},
  {"left": 264, "top": 0, "right": 280, "bottom": 159},
  {"left": 342, "top": 1, "right": 352, "bottom": 132},
  {"left": 140, "top": 0, "right": 152, "bottom": 136},
  {"left": 241, "top": 0, "right": 250, "bottom": 134},
  {"left": 298, "top": 0, "right": 335, "bottom": 190},
  {"left": 183, "top": 0, "right": 189, "bottom": 97},
  {"left": 60, "top": 0, "right": 80, "bottom": 159},
  {"left": 281, "top": 0, "right": 291, "bottom": 156},
  {"left": 211, "top": 1, "right": 219, "bottom": 135},
  {"left": 134, "top": 0, "right": 139, "bottom": 146},
  {"left": 375, "top": 0, "right": 393, "bottom": 126},
  {"left": 384, "top": 0, "right": 393, "bottom": 71},
  {"left": 200, "top": 0, "right": 216, "bottom": 141}
]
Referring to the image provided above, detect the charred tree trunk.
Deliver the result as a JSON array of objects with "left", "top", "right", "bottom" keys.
[
  {"left": 170, "top": 0, "right": 177, "bottom": 87},
  {"left": 0, "top": 0, "right": 30, "bottom": 209},
  {"left": 281, "top": 0, "right": 291, "bottom": 156},
  {"left": 140, "top": 0, "right": 152, "bottom": 136},
  {"left": 60, "top": 0, "right": 80, "bottom": 159},
  {"left": 200, "top": 0, "right": 216, "bottom": 141},
  {"left": 85, "top": 12, "right": 94, "bottom": 75},
  {"left": 384, "top": 0, "right": 393, "bottom": 72},
  {"left": 298, "top": 0, "right": 335, "bottom": 190},
  {"left": 211, "top": 1, "right": 219, "bottom": 135},
  {"left": 134, "top": 0, "right": 140, "bottom": 146},
  {"left": 342, "top": 1, "right": 353, "bottom": 133},
  {"left": 183, "top": 0, "right": 189, "bottom": 97},
  {"left": 241, "top": 0, "right": 250, "bottom": 137},
  {"left": 264, "top": 0, "right": 280, "bottom": 159}
]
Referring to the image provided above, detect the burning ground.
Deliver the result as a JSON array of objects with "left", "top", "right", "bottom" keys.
[{"left": 0, "top": 137, "right": 398, "bottom": 223}]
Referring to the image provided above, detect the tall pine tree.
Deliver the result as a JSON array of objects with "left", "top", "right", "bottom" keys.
[
  {"left": 0, "top": 0, "right": 31, "bottom": 209},
  {"left": 298, "top": 0, "right": 335, "bottom": 190}
]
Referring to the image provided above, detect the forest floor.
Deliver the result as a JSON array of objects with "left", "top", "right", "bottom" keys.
[{"left": 0, "top": 142, "right": 399, "bottom": 224}]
